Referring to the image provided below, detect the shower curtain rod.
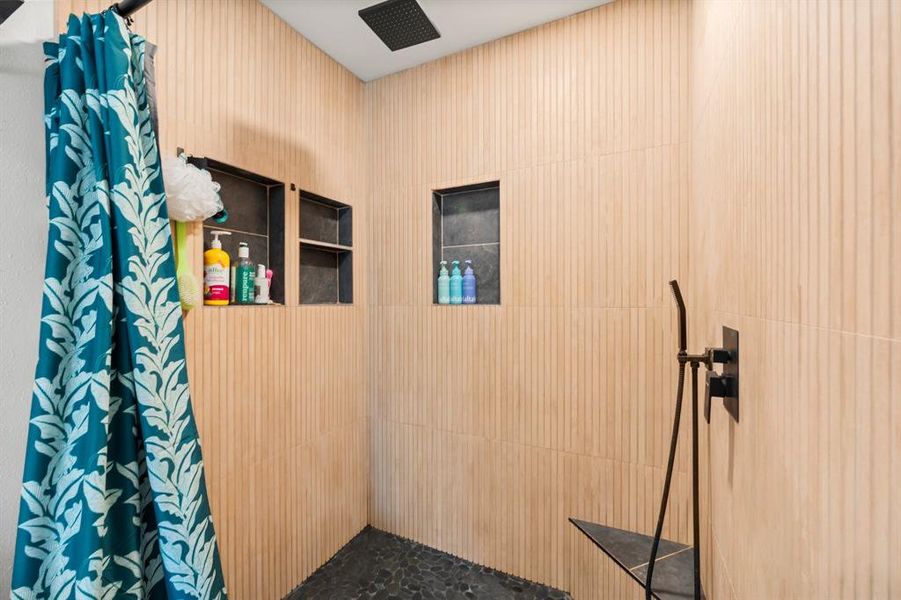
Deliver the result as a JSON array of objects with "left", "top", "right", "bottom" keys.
[{"left": 112, "top": 0, "right": 153, "bottom": 18}]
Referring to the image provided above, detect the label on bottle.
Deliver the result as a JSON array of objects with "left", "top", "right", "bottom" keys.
[
  {"left": 450, "top": 282, "right": 463, "bottom": 304},
  {"left": 204, "top": 264, "right": 229, "bottom": 302},
  {"left": 236, "top": 266, "right": 255, "bottom": 304}
]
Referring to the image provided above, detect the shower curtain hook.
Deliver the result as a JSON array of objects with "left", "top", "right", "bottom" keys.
[
  {"left": 108, "top": 4, "right": 134, "bottom": 28},
  {"left": 110, "top": 0, "right": 154, "bottom": 27}
]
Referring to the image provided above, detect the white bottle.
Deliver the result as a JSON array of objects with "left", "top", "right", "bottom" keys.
[{"left": 254, "top": 264, "right": 269, "bottom": 304}]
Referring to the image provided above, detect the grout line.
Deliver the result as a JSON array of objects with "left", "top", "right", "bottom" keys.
[
  {"left": 629, "top": 545, "right": 693, "bottom": 572},
  {"left": 709, "top": 309, "right": 900, "bottom": 344},
  {"left": 370, "top": 416, "right": 695, "bottom": 473},
  {"left": 203, "top": 225, "right": 268, "bottom": 239},
  {"left": 442, "top": 242, "right": 500, "bottom": 249}
]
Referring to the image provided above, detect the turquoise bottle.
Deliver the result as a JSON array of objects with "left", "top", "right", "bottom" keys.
[
  {"left": 437, "top": 261, "right": 450, "bottom": 304},
  {"left": 449, "top": 260, "right": 463, "bottom": 304},
  {"left": 462, "top": 260, "right": 476, "bottom": 304}
]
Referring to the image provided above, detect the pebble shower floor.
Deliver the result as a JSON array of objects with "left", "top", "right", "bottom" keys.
[{"left": 285, "top": 527, "right": 572, "bottom": 599}]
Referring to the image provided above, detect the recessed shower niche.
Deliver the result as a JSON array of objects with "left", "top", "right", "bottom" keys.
[
  {"left": 432, "top": 181, "right": 500, "bottom": 304},
  {"left": 299, "top": 190, "right": 353, "bottom": 304},
  {"left": 191, "top": 156, "right": 286, "bottom": 305}
]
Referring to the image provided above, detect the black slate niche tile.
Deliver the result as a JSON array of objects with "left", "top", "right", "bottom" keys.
[
  {"left": 338, "top": 251, "right": 353, "bottom": 304},
  {"left": 301, "top": 198, "right": 339, "bottom": 245},
  {"left": 300, "top": 246, "right": 338, "bottom": 304},
  {"left": 203, "top": 228, "right": 269, "bottom": 274},
  {"left": 338, "top": 207, "right": 353, "bottom": 247},
  {"left": 432, "top": 194, "right": 443, "bottom": 303},
  {"left": 440, "top": 186, "right": 500, "bottom": 247},
  {"left": 267, "top": 186, "right": 286, "bottom": 304},
  {"left": 203, "top": 169, "right": 270, "bottom": 236}
]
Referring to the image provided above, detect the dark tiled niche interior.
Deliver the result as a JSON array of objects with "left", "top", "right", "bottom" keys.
[
  {"left": 432, "top": 181, "right": 500, "bottom": 304},
  {"left": 286, "top": 526, "right": 571, "bottom": 600},
  {"left": 193, "top": 157, "right": 285, "bottom": 305},
  {"left": 299, "top": 190, "right": 353, "bottom": 304}
]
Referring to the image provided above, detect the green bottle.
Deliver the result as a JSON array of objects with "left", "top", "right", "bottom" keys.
[{"left": 234, "top": 242, "right": 255, "bottom": 304}]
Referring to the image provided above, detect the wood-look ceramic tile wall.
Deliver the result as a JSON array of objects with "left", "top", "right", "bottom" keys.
[
  {"left": 366, "top": 1, "right": 692, "bottom": 597},
  {"left": 53, "top": 1, "right": 895, "bottom": 598},
  {"left": 690, "top": 0, "right": 900, "bottom": 598},
  {"left": 56, "top": 1, "right": 370, "bottom": 598}
]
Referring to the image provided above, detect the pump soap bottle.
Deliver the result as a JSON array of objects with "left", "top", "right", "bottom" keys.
[
  {"left": 437, "top": 261, "right": 450, "bottom": 304},
  {"left": 234, "top": 242, "right": 255, "bottom": 304},
  {"left": 449, "top": 260, "right": 463, "bottom": 305},
  {"left": 462, "top": 260, "right": 476, "bottom": 304},
  {"left": 254, "top": 264, "right": 269, "bottom": 304},
  {"left": 204, "top": 231, "right": 231, "bottom": 306}
]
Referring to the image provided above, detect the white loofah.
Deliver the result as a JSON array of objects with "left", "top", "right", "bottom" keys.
[{"left": 163, "top": 154, "right": 223, "bottom": 222}]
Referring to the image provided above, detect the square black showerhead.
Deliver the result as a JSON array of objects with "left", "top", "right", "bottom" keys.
[
  {"left": 0, "top": 1, "right": 24, "bottom": 26},
  {"left": 359, "top": 0, "right": 440, "bottom": 52}
]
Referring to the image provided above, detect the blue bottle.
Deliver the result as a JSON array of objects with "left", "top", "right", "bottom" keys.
[
  {"left": 462, "top": 260, "right": 476, "bottom": 304},
  {"left": 437, "top": 261, "right": 450, "bottom": 304},
  {"left": 449, "top": 260, "right": 463, "bottom": 304}
]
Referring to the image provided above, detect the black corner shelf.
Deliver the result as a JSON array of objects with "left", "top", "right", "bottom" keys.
[{"left": 570, "top": 518, "right": 702, "bottom": 600}]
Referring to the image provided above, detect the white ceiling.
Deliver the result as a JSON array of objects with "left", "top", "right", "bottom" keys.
[{"left": 262, "top": 0, "right": 612, "bottom": 82}]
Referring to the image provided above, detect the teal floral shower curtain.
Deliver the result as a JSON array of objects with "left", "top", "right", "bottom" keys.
[{"left": 12, "top": 12, "right": 226, "bottom": 599}]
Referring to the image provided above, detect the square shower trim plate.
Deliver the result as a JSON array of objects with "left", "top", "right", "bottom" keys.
[{"left": 722, "top": 325, "right": 739, "bottom": 422}]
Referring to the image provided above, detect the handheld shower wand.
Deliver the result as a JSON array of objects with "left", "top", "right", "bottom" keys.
[
  {"left": 644, "top": 281, "right": 698, "bottom": 599},
  {"left": 670, "top": 279, "right": 687, "bottom": 353},
  {"left": 645, "top": 282, "right": 739, "bottom": 599}
]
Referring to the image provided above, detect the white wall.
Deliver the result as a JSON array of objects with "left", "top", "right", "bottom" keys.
[{"left": 0, "top": 0, "right": 53, "bottom": 593}]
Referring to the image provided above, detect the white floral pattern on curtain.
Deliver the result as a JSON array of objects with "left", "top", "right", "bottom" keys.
[{"left": 12, "top": 11, "right": 226, "bottom": 600}]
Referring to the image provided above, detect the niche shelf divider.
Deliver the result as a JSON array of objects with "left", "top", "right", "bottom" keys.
[
  {"left": 188, "top": 155, "right": 285, "bottom": 305},
  {"left": 298, "top": 238, "right": 353, "bottom": 253},
  {"left": 299, "top": 190, "right": 353, "bottom": 305}
]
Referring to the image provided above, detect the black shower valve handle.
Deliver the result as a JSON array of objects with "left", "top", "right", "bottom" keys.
[
  {"left": 707, "top": 346, "right": 732, "bottom": 365},
  {"left": 704, "top": 370, "right": 736, "bottom": 423},
  {"left": 704, "top": 379, "right": 711, "bottom": 423}
]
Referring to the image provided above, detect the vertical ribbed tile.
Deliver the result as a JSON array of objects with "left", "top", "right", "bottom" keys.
[
  {"left": 366, "top": 0, "right": 691, "bottom": 595},
  {"left": 691, "top": 0, "right": 898, "bottom": 596}
]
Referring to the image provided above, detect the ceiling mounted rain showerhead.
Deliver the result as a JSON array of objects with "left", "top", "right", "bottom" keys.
[
  {"left": 359, "top": 0, "right": 440, "bottom": 52},
  {"left": 0, "top": 1, "right": 24, "bottom": 26}
]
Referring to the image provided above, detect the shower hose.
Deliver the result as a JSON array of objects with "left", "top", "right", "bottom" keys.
[
  {"left": 644, "top": 358, "right": 685, "bottom": 599},
  {"left": 645, "top": 358, "right": 702, "bottom": 600}
]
